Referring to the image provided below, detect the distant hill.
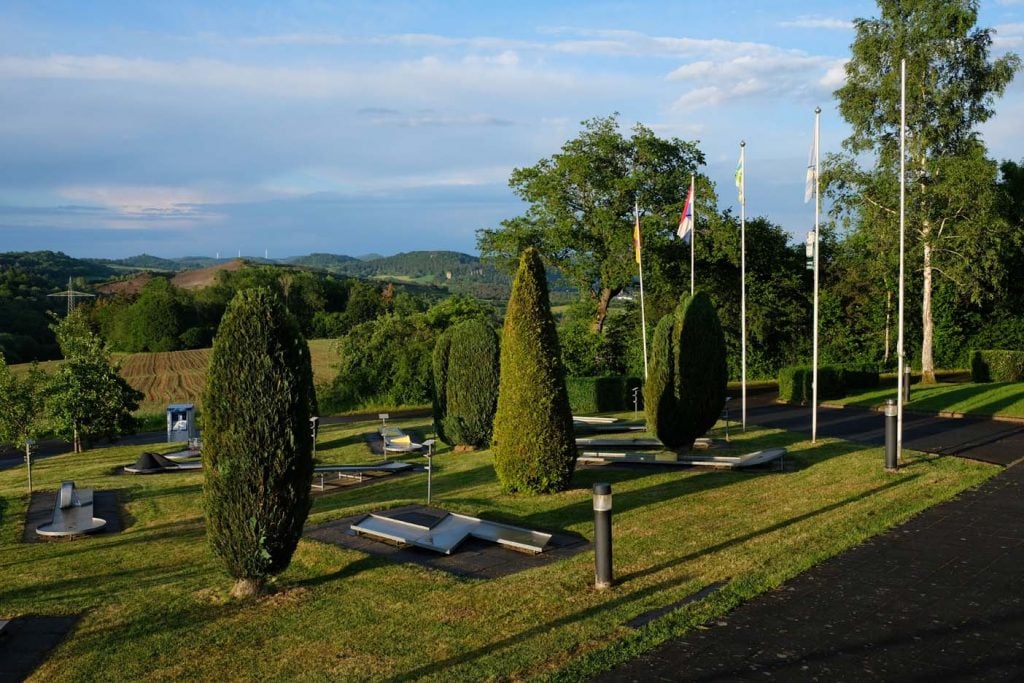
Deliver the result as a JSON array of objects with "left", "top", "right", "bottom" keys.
[
  {"left": 287, "top": 253, "right": 362, "bottom": 271},
  {"left": 0, "top": 250, "right": 117, "bottom": 285},
  {"left": 91, "top": 254, "right": 223, "bottom": 272}
]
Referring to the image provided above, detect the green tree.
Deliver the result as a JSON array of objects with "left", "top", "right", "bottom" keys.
[
  {"left": 478, "top": 114, "right": 706, "bottom": 333},
  {"left": 433, "top": 319, "right": 500, "bottom": 448},
  {"left": 46, "top": 310, "right": 142, "bottom": 452},
  {"left": 834, "top": 0, "right": 1019, "bottom": 382},
  {"left": 492, "top": 248, "right": 576, "bottom": 493},
  {"left": 0, "top": 353, "right": 48, "bottom": 488},
  {"left": 202, "top": 288, "right": 316, "bottom": 598},
  {"left": 644, "top": 292, "right": 727, "bottom": 450}
]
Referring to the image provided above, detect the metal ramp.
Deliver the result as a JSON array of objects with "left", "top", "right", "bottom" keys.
[
  {"left": 579, "top": 447, "right": 787, "bottom": 470},
  {"left": 36, "top": 481, "right": 107, "bottom": 538},
  {"left": 312, "top": 462, "right": 413, "bottom": 489},
  {"left": 352, "top": 510, "right": 552, "bottom": 555}
]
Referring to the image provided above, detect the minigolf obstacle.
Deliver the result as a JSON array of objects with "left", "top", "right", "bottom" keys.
[
  {"left": 352, "top": 508, "right": 551, "bottom": 555},
  {"left": 35, "top": 481, "right": 107, "bottom": 538}
]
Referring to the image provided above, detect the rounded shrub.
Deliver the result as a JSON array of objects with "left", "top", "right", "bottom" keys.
[
  {"left": 644, "top": 291, "right": 727, "bottom": 450},
  {"left": 492, "top": 248, "right": 577, "bottom": 493},
  {"left": 434, "top": 318, "right": 500, "bottom": 448},
  {"left": 202, "top": 287, "right": 316, "bottom": 598}
]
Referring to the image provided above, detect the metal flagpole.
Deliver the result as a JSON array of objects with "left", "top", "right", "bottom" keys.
[
  {"left": 897, "top": 59, "right": 906, "bottom": 462},
  {"left": 690, "top": 173, "right": 696, "bottom": 296},
  {"left": 812, "top": 107, "right": 821, "bottom": 444},
  {"left": 636, "top": 200, "right": 650, "bottom": 380},
  {"left": 740, "top": 141, "right": 747, "bottom": 431}
]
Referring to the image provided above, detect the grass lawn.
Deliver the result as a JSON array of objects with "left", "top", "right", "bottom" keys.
[
  {"left": 830, "top": 381, "right": 1024, "bottom": 420},
  {"left": 0, "top": 418, "right": 998, "bottom": 681}
]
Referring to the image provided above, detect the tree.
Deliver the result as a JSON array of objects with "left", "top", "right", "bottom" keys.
[
  {"left": 834, "top": 0, "right": 1020, "bottom": 382},
  {"left": 492, "top": 248, "right": 576, "bottom": 493},
  {"left": 202, "top": 288, "right": 316, "bottom": 598},
  {"left": 644, "top": 292, "right": 727, "bottom": 450},
  {"left": 433, "top": 319, "right": 500, "bottom": 448},
  {"left": 478, "top": 114, "right": 706, "bottom": 333},
  {"left": 0, "top": 353, "right": 48, "bottom": 489},
  {"left": 46, "top": 310, "right": 142, "bottom": 452}
]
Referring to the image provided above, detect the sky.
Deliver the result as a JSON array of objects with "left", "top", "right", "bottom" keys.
[{"left": 2, "top": 0, "right": 1024, "bottom": 260}]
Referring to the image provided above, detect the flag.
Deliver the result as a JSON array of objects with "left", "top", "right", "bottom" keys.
[
  {"left": 677, "top": 178, "right": 694, "bottom": 241},
  {"left": 633, "top": 211, "right": 642, "bottom": 264},
  {"left": 735, "top": 153, "right": 744, "bottom": 204},
  {"left": 804, "top": 137, "right": 817, "bottom": 203}
]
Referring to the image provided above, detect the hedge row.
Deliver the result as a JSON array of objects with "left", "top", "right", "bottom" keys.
[
  {"left": 566, "top": 375, "right": 643, "bottom": 414},
  {"left": 970, "top": 350, "right": 1024, "bottom": 382},
  {"left": 778, "top": 363, "right": 879, "bottom": 404}
]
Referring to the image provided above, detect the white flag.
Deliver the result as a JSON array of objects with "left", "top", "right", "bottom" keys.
[{"left": 804, "top": 138, "right": 817, "bottom": 204}]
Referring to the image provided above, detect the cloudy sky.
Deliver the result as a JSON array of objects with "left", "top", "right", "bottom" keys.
[{"left": 2, "top": 0, "right": 1023, "bottom": 259}]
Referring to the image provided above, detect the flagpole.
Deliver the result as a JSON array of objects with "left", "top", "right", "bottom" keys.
[
  {"left": 690, "top": 173, "right": 696, "bottom": 296},
  {"left": 740, "top": 140, "right": 747, "bottom": 431},
  {"left": 812, "top": 106, "right": 821, "bottom": 444},
  {"left": 636, "top": 200, "right": 650, "bottom": 380},
  {"left": 897, "top": 59, "right": 906, "bottom": 462}
]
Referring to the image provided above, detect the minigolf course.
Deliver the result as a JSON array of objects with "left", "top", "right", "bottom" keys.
[
  {"left": 352, "top": 508, "right": 552, "bottom": 555},
  {"left": 35, "top": 481, "right": 107, "bottom": 538}
]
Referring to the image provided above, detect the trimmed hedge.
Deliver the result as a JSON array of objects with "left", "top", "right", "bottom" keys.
[
  {"left": 492, "top": 248, "right": 577, "bottom": 494},
  {"left": 565, "top": 376, "right": 643, "bottom": 414},
  {"left": 434, "top": 319, "right": 500, "bottom": 448},
  {"left": 203, "top": 288, "right": 316, "bottom": 596},
  {"left": 778, "top": 363, "right": 879, "bottom": 403},
  {"left": 644, "top": 292, "right": 728, "bottom": 450},
  {"left": 971, "top": 349, "right": 1024, "bottom": 382}
]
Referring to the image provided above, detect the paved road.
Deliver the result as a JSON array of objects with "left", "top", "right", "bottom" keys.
[
  {"left": 598, "top": 402, "right": 1024, "bottom": 681},
  {"left": 746, "top": 400, "right": 1024, "bottom": 466}
]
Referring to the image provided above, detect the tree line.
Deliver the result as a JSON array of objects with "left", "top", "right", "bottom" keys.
[{"left": 481, "top": 1, "right": 1023, "bottom": 384}]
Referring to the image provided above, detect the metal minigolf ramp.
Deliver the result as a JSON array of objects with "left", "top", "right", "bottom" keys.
[{"left": 351, "top": 510, "right": 552, "bottom": 555}]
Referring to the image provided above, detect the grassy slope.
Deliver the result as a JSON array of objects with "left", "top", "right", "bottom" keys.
[
  {"left": 0, "top": 418, "right": 997, "bottom": 681},
  {"left": 11, "top": 340, "right": 339, "bottom": 414},
  {"left": 831, "top": 381, "right": 1024, "bottom": 419}
]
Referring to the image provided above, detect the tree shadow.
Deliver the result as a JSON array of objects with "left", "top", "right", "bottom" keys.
[{"left": 392, "top": 472, "right": 920, "bottom": 681}]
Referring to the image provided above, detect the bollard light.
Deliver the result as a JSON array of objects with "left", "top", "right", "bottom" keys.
[
  {"left": 593, "top": 483, "right": 613, "bottom": 589},
  {"left": 884, "top": 398, "right": 898, "bottom": 471}
]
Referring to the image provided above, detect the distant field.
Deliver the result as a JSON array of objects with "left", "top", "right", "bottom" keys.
[{"left": 11, "top": 339, "right": 338, "bottom": 414}]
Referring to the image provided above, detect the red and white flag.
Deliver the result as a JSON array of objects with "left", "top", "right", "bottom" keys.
[{"left": 677, "top": 178, "right": 695, "bottom": 240}]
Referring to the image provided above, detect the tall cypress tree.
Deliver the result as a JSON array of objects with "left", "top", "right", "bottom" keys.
[
  {"left": 434, "top": 318, "right": 500, "bottom": 448},
  {"left": 492, "top": 248, "right": 576, "bottom": 493},
  {"left": 203, "top": 288, "right": 316, "bottom": 598},
  {"left": 645, "top": 292, "right": 727, "bottom": 450}
]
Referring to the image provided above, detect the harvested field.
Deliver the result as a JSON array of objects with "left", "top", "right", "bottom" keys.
[{"left": 12, "top": 339, "right": 338, "bottom": 414}]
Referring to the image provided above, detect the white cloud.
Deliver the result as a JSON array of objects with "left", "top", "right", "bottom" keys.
[
  {"left": 0, "top": 52, "right": 592, "bottom": 102},
  {"left": 994, "top": 22, "right": 1024, "bottom": 50},
  {"left": 668, "top": 51, "right": 846, "bottom": 110},
  {"left": 778, "top": 17, "right": 853, "bottom": 31}
]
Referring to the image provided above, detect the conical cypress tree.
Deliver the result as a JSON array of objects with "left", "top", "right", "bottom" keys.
[
  {"left": 431, "top": 330, "right": 453, "bottom": 444},
  {"left": 645, "top": 291, "right": 727, "bottom": 450},
  {"left": 435, "top": 318, "right": 500, "bottom": 448},
  {"left": 492, "top": 248, "right": 576, "bottom": 493},
  {"left": 203, "top": 288, "right": 316, "bottom": 598}
]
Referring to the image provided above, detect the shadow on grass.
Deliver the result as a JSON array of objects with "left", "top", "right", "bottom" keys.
[
  {"left": 475, "top": 434, "right": 867, "bottom": 532},
  {"left": 292, "top": 553, "right": 396, "bottom": 589},
  {"left": 393, "top": 472, "right": 920, "bottom": 681},
  {"left": 0, "top": 494, "right": 7, "bottom": 527}
]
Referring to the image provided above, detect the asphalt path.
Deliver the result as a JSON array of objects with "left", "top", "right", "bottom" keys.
[
  {"left": 597, "top": 461, "right": 1024, "bottom": 682},
  {"left": 598, "top": 398, "right": 1024, "bottom": 681},
  {"left": 746, "top": 399, "right": 1024, "bottom": 466}
]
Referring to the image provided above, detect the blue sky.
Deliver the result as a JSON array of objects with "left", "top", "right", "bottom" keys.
[{"left": 2, "top": 0, "right": 1023, "bottom": 259}]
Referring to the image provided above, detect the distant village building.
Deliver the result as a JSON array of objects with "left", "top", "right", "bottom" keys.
[{"left": 445, "top": 271, "right": 453, "bottom": 280}]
